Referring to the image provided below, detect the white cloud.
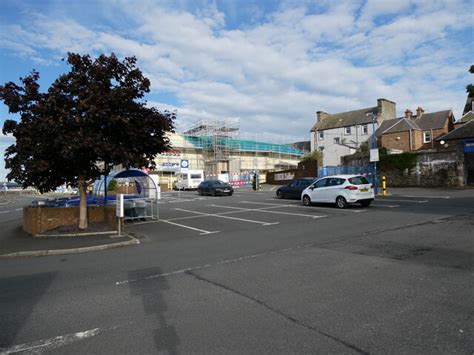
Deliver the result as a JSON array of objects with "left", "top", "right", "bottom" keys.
[{"left": 1, "top": 0, "right": 471, "bottom": 144}]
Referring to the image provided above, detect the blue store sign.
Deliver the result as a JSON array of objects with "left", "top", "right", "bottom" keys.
[{"left": 464, "top": 139, "right": 474, "bottom": 153}]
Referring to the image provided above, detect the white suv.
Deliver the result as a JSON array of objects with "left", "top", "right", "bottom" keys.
[{"left": 301, "top": 175, "right": 374, "bottom": 208}]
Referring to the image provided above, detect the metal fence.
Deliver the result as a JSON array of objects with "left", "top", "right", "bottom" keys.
[{"left": 318, "top": 165, "right": 375, "bottom": 184}]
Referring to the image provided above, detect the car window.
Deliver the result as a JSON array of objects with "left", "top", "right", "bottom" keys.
[
  {"left": 296, "top": 179, "right": 308, "bottom": 187},
  {"left": 314, "top": 179, "right": 327, "bottom": 188},
  {"left": 288, "top": 181, "right": 297, "bottom": 187},
  {"left": 327, "top": 178, "right": 344, "bottom": 186},
  {"left": 349, "top": 176, "right": 370, "bottom": 185}
]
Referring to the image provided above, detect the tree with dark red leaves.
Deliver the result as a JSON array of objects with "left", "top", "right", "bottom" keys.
[{"left": 1, "top": 53, "right": 174, "bottom": 229}]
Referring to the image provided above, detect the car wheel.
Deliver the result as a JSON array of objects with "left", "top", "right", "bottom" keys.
[
  {"left": 302, "top": 195, "right": 311, "bottom": 206},
  {"left": 276, "top": 190, "right": 283, "bottom": 199},
  {"left": 360, "top": 200, "right": 371, "bottom": 207},
  {"left": 336, "top": 196, "right": 348, "bottom": 209},
  {"left": 198, "top": 190, "right": 203, "bottom": 196},
  {"left": 229, "top": 191, "right": 233, "bottom": 196},
  {"left": 211, "top": 189, "right": 216, "bottom": 197}
]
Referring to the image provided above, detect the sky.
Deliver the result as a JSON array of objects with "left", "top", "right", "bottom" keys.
[{"left": 0, "top": 0, "right": 473, "bottom": 180}]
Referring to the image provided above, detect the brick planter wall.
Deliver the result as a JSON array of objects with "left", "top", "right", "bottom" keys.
[{"left": 23, "top": 206, "right": 117, "bottom": 235}]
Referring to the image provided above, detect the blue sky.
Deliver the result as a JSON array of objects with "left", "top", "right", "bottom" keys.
[{"left": 0, "top": 0, "right": 473, "bottom": 180}]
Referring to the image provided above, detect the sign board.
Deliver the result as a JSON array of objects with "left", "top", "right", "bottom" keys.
[
  {"left": 162, "top": 162, "right": 179, "bottom": 168},
  {"left": 180, "top": 159, "right": 189, "bottom": 172},
  {"left": 116, "top": 194, "right": 124, "bottom": 218},
  {"left": 275, "top": 172, "right": 295, "bottom": 181},
  {"left": 370, "top": 148, "right": 379, "bottom": 162},
  {"left": 464, "top": 139, "right": 474, "bottom": 153}
]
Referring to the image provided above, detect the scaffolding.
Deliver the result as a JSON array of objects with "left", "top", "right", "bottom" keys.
[{"left": 183, "top": 119, "right": 240, "bottom": 173}]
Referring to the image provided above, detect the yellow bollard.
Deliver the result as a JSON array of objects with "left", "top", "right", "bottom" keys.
[{"left": 382, "top": 176, "right": 387, "bottom": 196}]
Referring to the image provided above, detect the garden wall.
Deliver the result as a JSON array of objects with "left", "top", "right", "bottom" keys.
[
  {"left": 342, "top": 150, "right": 462, "bottom": 187},
  {"left": 23, "top": 206, "right": 117, "bottom": 235}
]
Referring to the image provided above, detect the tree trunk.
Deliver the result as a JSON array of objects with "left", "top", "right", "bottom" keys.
[{"left": 78, "top": 178, "right": 88, "bottom": 230}]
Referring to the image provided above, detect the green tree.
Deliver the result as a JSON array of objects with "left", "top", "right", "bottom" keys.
[
  {"left": 301, "top": 150, "right": 323, "bottom": 162},
  {"left": 464, "top": 64, "right": 474, "bottom": 114},
  {"left": 466, "top": 65, "right": 474, "bottom": 95},
  {"left": 1, "top": 53, "right": 175, "bottom": 229}
]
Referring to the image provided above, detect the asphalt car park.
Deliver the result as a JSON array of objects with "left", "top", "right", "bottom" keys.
[
  {"left": 128, "top": 187, "right": 457, "bottom": 239},
  {"left": 2, "top": 187, "right": 473, "bottom": 353}
]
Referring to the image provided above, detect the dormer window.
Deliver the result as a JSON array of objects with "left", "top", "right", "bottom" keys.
[
  {"left": 423, "top": 130, "right": 432, "bottom": 143},
  {"left": 344, "top": 127, "right": 351, "bottom": 135}
]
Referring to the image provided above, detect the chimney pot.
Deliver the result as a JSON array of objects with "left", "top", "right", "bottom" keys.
[
  {"left": 404, "top": 109, "right": 413, "bottom": 119},
  {"left": 416, "top": 106, "right": 424, "bottom": 118}
]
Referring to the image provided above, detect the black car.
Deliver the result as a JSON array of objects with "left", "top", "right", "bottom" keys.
[
  {"left": 276, "top": 177, "right": 315, "bottom": 199},
  {"left": 197, "top": 180, "right": 234, "bottom": 196}
]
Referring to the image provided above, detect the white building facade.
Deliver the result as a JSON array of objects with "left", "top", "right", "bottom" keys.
[{"left": 310, "top": 98, "right": 396, "bottom": 167}]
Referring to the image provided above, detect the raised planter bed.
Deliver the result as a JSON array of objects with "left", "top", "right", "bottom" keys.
[{"left": 23, "top": 205, "right": 117, "bottom": 236}]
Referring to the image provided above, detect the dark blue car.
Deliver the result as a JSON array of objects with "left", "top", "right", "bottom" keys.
[{"left": 276, "top": 177, "right": 315, "bottom": 199}]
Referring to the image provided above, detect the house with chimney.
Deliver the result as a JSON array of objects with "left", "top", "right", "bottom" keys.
[
  {"left": 377, "top": 107, "right": 455, "bottom": 151},
  {"left": 310, "top": 98, "right": 396, "bottom": 166}
]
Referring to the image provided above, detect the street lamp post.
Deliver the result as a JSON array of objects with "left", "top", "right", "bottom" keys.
[{"left": 369, "top": 113, "right": 378, "bottom": 195}]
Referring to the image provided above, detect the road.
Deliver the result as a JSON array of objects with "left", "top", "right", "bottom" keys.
[{"left": 1, "top": 188, "right": 473, "bottom": 354}]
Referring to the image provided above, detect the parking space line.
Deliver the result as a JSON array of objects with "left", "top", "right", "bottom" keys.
[
  {"left": 174, "top": 208, "right": 279, "bottom": 226},
  {"left": 242, "top": 201, "right": 364, "bottom": 213},
  {"left": 371, "top": 204, "right": 400, "bottom": 208},
  {"left": 265, "top": 198, "right": 300, "bottom": 204},
  {"left": 377, "top": 199, "right": 428, "bottom": 203},
  {"left": 397, "top": 195, "right": 450, "bottom": 199},
  {"left": 209, "top": 204, "right": 326, "bottom": 219},
  {"left": 161, "top": 220, "right": 220, "bottom": 235}
]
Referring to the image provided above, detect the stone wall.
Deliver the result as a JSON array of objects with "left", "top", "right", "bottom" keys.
[
  {"left": 342, "top": 149, "right": 462, "bottom": 187},
  {"left": 23, "top": 206, "right": 117, "bottom": 235}
]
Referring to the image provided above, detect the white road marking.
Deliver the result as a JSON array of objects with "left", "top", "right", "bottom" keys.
[
  {"left": 209, "top": 204, "right": 326, "bottom": 219},
  {"left": 174, "top": 208, "right": 279, "bottom": 226},
  {"left": 15, "top": 208, "right": 23, "bottom": 211},
  {"left": 241, "top": 201, "right": 365, "bottom": 213},
  {"left": 377, "top": 198, "right": 428, "bottom": 203},
  {"left": 0, "top": 327, "right": 103, "bottom": 354},
  {"left": 0, "top": 210, "right": 9, "bottom": 214},
  {"left": 251, "top": 200, "right": 301, "bottom": 206},
  {"left": 161, "top": 220, "right": 220, "bottom": 235},
  {"left": 397, "top": 195, "right": 450, "bottom": 199},
  {"left": 372, "top": 204, "right": 400, "bottom": 208}
]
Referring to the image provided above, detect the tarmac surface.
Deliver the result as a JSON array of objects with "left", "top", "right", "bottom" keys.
[{"left": 0, "top": 187, "right": 473, "bottom": 353}]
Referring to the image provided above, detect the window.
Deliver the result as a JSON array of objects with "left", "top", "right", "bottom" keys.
[
  {"left": 344, "top": 127, "right": 351, "bottom": 135},
  {"left": 318, "top": 146, "right": 324, "bottom": 152},
  {"left": 334, "top": 137, "right": 340, "bottom": 144},
  {"left": 362, "top": 124, "right": 368, "bottom": 135},
  {"left": 314, "top": 179, "right": 328, "bottom": 188},
  {"left": 349, "top": 176, "right": 370, "bottom": 185},
  {"left": 327, "top": 178, "right": 344, "bottom": 186},
  {"left": 318, "top": 131, "right": 324, "bottom": 140},
  {"left": 298, "top": 179, "right": 313, "bottom": 187},
  {"left": 423, "top": 130, "right": 432, "bottom": 143}
]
